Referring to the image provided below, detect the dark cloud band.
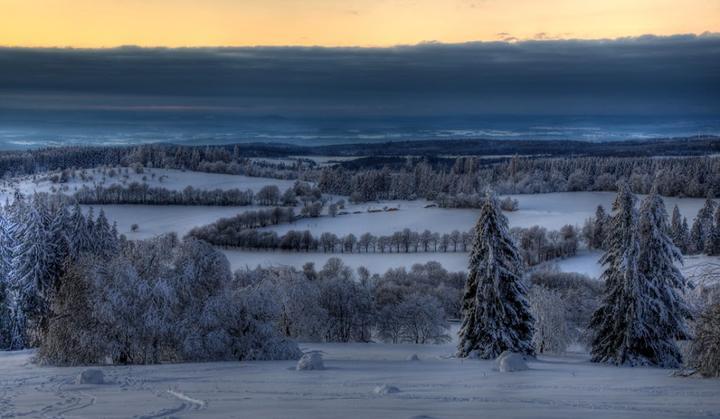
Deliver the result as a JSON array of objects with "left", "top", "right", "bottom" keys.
[{"left": 1, "top": 34, "right": 718, "bottom": 116}]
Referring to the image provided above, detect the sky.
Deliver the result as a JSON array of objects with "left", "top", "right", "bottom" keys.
[
  {"left": 0, "top": 1, "right": 719, "bottom": 147},
  {"left": 1, "top": 0, "right": 718, "bottom": 47}
]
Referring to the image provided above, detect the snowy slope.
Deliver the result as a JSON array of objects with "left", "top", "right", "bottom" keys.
[{"left": 1, "top": 343, "right": 718, "bottom": 418}]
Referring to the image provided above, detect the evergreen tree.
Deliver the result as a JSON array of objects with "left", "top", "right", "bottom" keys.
[
  {"left": 68, "top": 203, "right": 93, "bottom": 258},
  {"left": 705, "top": 206, "right": 720, "bottom": 256},
  {"left": 94, "top": 209, "right": 119, "bottom": 260},
  {"left": 0, "top": 211, "right": 14, "bottom": 349},
  {"left": 670, "top": 205, "right": 688, "bottom": 253},
  {"left": 635, "top": 191, "right": 692, "bottom": 367},
  {"left": 8, "top": 206, "right": 53, "bottom": 347},
  {"left": 458, "top": 192, "right": 534, "bottom": 359},
  {"left": 590, "top": 184, "right": 653, "bottom": 366},
  {"left": 591, "top": 205, "right": 609, "bottom": 250},
  {"left": 690, "top": 194, "right": 716, "bottom": 254}
]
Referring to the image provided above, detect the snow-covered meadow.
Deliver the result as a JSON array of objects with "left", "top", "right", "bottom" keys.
[
  {"left": 84, "top": 205, "right": 275, "bottom": 239},
  {"left": 2, "top": 339, "right": 719, "bottom": 418},
  {"left": 267, "top": 192, "right": 707, "bottom": 235},
  {"left": 0, "top": 167, "right": 299, "bottom": 203}
]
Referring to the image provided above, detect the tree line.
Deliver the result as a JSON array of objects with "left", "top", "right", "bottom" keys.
[
  {"left": 188, "top": 223, "right": 579, "bottom": 267},
  {"left": 318, "top": 155, "right": 720, "bottom": 203},
  {"left": 71, "top": 181, "right": 323, "bottom": 208},
  {"left": 583, "top": 193, "right": 720, "bottom": 256}
]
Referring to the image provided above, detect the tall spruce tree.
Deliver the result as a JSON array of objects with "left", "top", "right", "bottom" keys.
[
  {"left": 458, "top": 192, "right": 534, "bottom": 359},
  {"left": 670, "top": 205, "right": 688, "bottom": 253},
  {"left": 68, "top": 203, "right": 93, "bottom": 258},
  {"left": 690, "top": 194, "right": 716, "bottom": 254},
  {"left": 0, "top": 210, "right": 13, "bottom": 349},
  {"left": 590, "top": 184, "right": 648, "bottom": 365},
  {"left": 705, "top": 206, "right": 720, "bottom": 256},
  {"left": 592, "top": 205, "right": 609, "bottom": 250},
  {"left": 636, "top": 191, "right": 692, "bottom": 367},
  {"left": 9, "top": 206, "right": 54, "bottom": 346}
]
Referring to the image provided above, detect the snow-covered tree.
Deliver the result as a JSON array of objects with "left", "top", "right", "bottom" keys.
[
  {"left": 458, "top": 192, "right": 534, "bottom": 359},
  {"left": 8, "top": 205, "right": 53, "bottom": 346},
  {"left": 690, "top": 194, "right": 716, "bottom": 254},
  {"left": 67, "top": 203, "right": 93, "bottom": 258},
  {"left": 529, "top": 285, "right": 570, "bottom": 354},
  {"left": 592, "top": 205, "right": 609, "bottom": 250},
  {"left": 635, "top": 191, "right": 692, "bottom": 367},
  {"left": 0, "top": 211, "right": 13, "bottom": 349},
  {"left": 670, "top": 205, "right": 689, "bottom": 253},
  {"left": 705, "top": 206, "right": 720, "bottom": 256},
  {"left": 688, "top": 302, "right": 720, "bottom": 377},
  {"left": 590, "top": 185, "right": 689, "bottom": 367},
  {"left": 377, "top": 293, "right": 450, "bottom": 344}
]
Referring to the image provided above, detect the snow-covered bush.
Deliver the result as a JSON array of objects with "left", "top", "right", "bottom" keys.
[
  {"left": 376, "top": 293, "right": 450, "bottom": 344},
  {"left": 499, "top": 197, "right": 519, "bottom": 212},
  {"left": 529, "top": 270, "right": 602, "bottom": 347},
  {"left": 688, "top": 302, "right": 720, "bottom": 377},
  {"left": 244, "top": 267, "right": 329, "bottom": 342},
  {"left": 529, "top": 286, "right": 570, "bottom": 354},
  {"left": 317, "top": 274, "right": 374, "bottom": 342}
]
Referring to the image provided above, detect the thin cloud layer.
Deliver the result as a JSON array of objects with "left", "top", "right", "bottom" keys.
[{"left": 1, "top": 34, "right": 718, "bottom": 116}]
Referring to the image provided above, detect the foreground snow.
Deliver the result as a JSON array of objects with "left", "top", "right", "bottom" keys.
[{"left": 1, "top": 342, "right": 718, "bottom": 418}]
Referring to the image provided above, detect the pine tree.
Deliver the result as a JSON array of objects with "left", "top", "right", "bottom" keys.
[
  {"left": 94, "top": 209, "right": 119, "bottom": 259},
  {"left": 458, "top": 192, "right": 534, "bottom": 359},
  {"left": 635, "top": 191, "right": 692, "bottom": 367},
  {"left": 705, "top": 206, "right": 720, "bottom": 256},
  {"left": 592, "top": 205, "right": 609, "bottom": 249},
  {"left": 590, "top": 184, "right": 655, "bottom": 366},
  {"left": 690, "top": 194, "right": 716, "bottom": 254},
  {"left": 670, "top": 205, "right": 688, "bottom": 253},
  {"left": 0, "top": 211, "right": 14, "bottom": 349},
  {"left": 8, "top": 206, "right": 54, "bottom": 347},
  {"left": 68, "top": 203, "right": 93, "bottom": 258}
]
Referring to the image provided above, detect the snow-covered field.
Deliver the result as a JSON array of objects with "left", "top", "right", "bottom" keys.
[
  {"left": 2, "top": 341, "right": 718, "bottom": 418},
  {"left": 0, "top": 168, "right": 298, "bottom": 202},
  {"left": 84, "top": 205, "right": 271, "bottom": 239},
  {"left": 267, "top": 192, "right": 709, "bottom": 235}
]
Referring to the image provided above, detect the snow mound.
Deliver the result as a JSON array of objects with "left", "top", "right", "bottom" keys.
[
  {"left": 76, "top": 369, "right": 105, "bottom": 384},
  {"left": 373, "top": 384, "right": 401, "bottom": 395},
  {"left": 495, "top": 351, "right": 530, "bottom": 372},
  {"left": 296, "top": 352, "right": 325, "bottom": 371},
  {"left": 407, "top": 354, "right": 420, "bottom": 361}
]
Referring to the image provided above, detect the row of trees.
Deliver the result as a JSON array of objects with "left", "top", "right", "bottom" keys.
[
  {"left": 71, "top": 181, "right": 323, "bottom": 207},
  {"left": 318, "top": 156, "right": 720, "bottom": 202},
  {"left": 583, "top": 194, "right": 720, "bottom": 256},
  {"left": 188, "top": 223, "right": 578, "bottom": 267}
]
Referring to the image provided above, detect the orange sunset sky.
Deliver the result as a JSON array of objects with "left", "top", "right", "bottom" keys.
[{"left": 1, "top": 0, "right": 718, "bottom": 47}]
